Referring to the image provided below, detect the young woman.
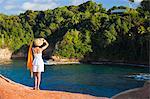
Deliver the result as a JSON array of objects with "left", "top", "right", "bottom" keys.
[{"left": 32, "top": 38, "right": 49, "bottom": 90}]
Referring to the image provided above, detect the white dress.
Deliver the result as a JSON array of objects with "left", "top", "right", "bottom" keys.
[{"left": 32, "top": 52, "right": 44, "bottom": 72}]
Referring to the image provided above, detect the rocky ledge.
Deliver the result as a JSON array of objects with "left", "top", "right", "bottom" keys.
[
  {"left": 112, "top": 80, "right": 150, "bottom": 99},
  {"left": 0, "top": 75, "right": 108, "bottom": 99},
  {"left": 0, "top": 48, "right": 12, "bottom": 60}
]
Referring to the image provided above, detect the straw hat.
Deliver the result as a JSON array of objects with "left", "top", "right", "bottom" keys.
[{"left": 34, "top": 38, "right": 44, "bottom": 47}]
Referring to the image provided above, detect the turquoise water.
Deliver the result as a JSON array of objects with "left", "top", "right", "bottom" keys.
[{"left": 0, "top": 60, "right": 149, "bottom": 98}]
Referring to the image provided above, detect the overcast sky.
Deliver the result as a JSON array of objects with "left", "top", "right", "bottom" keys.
[{"left": 0, "top": 0, "right": 142, "bottom": 15}]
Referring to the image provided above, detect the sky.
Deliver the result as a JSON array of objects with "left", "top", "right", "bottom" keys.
[{"left": 0, "top": 0, "right": 142, "bottom": 15}]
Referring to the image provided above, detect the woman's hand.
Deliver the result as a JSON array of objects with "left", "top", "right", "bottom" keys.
[
  {"left": 41, "top": 38, "right": 46, "bottom": 43},
  {"left": 41, "top": 38, "right": 49, "bottom": 50},
  {"left": 41, "top": 38, "right": 45, "bottom": 42}
]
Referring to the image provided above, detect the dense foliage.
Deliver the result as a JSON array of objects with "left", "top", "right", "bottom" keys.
[{"left": 0, "top": 1, "right": 149, "bottom": 63}]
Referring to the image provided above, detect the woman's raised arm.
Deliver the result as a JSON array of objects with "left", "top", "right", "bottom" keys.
[{"left": 41, "top": 39, "right": 49, "bottom": 51}]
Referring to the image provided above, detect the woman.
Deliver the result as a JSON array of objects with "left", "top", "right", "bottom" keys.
[{"left": 32, "top": 38, "right": 49, "bottom": 90}]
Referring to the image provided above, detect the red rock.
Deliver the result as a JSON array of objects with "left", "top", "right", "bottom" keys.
[
  {"left": 0, "top": 75, "right": 109, "bottom": 99},
  {"left": 112, "top": 81, "right": 150, "bottom": 99}
]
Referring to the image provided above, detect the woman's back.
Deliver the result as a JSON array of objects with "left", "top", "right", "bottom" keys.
[
  {"left": 33, "top": 47, "right": 42, "bottom": 58},
  {"left": 32, "top": 47, "right": 44, "bottom": 69},
  {"left": 33, "top": 47, "right": 42, "bottom": 54}
]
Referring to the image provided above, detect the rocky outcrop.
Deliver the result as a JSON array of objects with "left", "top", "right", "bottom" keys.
[
  {"left": 0, "top": 75, "right": 108, "bottom": 99},
  {"left": 11, "top": 45, "right": 28, "bottom": 59},
  {"left": 112, "top": 80, "right": 150, "bottom": 99},
  {"left": 51, "top": 56, "right": 79, "bottom": 62},
  {"left": 0, "top": 46, "right": 27, "bottom": 59},
  {"left": 11, "top": 51, "right": 26, "bottom": 59},
  {"left": 0, "top": 48, "right": 12, "bottom": 60}
]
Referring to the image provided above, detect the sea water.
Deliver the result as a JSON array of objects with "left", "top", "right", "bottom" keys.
[{"left": 0, "top": 60, "right": 149, "bottom": 98}]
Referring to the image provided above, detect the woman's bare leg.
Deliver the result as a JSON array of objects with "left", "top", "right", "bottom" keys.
[
  {"left": 33, "top": 72, "right": 38, "bottom": 90},
  {"left": 37, "top": 72, "right": 41, "bottom": 90}
]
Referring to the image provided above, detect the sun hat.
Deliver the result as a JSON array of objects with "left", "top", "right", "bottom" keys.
[{"left": 33, "top": 38, "right": 44, "bottom": 47}]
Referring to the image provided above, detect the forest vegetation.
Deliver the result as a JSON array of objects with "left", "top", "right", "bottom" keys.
[{"left": 0, "top": 1, "right": 149, "bottom": 64}]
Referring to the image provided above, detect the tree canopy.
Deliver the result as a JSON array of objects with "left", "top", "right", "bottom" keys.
[{"left": 0, "top": 1, "right": 149, "bottom": 63}]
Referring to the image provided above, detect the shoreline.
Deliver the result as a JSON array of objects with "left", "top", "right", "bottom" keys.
[
  {"left": 112, "top": 80, "right": 150, "bottom": 99},
  {"left": 0, "top": 59, "right": 12, "bottom": 65},
  {"left": 89, "top": 61, "right": 149, "bottom": 67},
  {"left": 0, "top": 74, "right": 108, "bottom": 99},
  {"left": 44, "top": 60, "right": 81, "bottom": 65},
  {"left": 0, "top": 59, "right": 149, "bottom": 67},
  {"left": 44, "top": 59, "right": 149, "bottom": 67},
  {"left": 0, "top": 73, "right": 149, "bottom": 99}
]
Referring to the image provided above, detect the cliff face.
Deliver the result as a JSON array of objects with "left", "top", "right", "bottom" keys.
[
  {"left": 11, "top": 45, "right": 28, "bottom": 59},
  {"left": 0, "top": 48, "right": 12, "bottom": 60}
]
